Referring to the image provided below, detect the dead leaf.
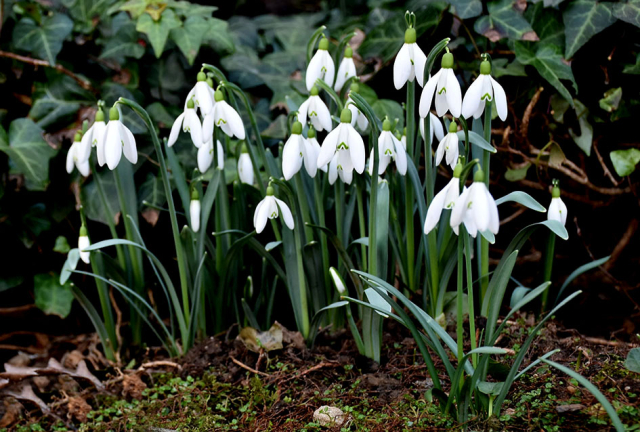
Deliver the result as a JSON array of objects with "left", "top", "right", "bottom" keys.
[
  {"left": 34, "top": 358, "right": 104, "bottom": 390},
  {"left": 522, "top": 31, "right": 539, "bottom": 42},
  {"left": 63, "top": 350, "right": 84, "bottom": 369},
  {"left": 556, "top": 403, "right": 585, "bottom": 413},
  {"left": 67, "top": 396, "right": 92, "bottom": 422},
  {"left": 122, "top": 374, "right": 147, "bottom": 399},
  {"left": 0, "top": 398, "right": 22, "bottom": 428},
  {"left": 4, "top": 384, "right": 49, "bottom": 413},
  {"left": 7, "top": 353, "right": 30, "bottom": 367},
  {"left": 33, "top": 376, "right": 50, "bottom": 393},
  {"left": 141, "top": 208, "right": 160, "bottom": 226},
  {"left": 0, "top": 363, "right": 39, "bottom": 380},
  {"left": 0, "top": 379, "right": 9, "bottom": 389},
  {"left": 237, "top": 323, "right": 283, "bottom": 353}
]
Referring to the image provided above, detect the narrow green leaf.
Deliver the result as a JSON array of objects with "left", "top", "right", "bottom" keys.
[
  {"left": 555, "top": 256, "right": 609, "bottom": 304},
  {"left": 496, "top": 191, "right": 546, "bottom": 212}
]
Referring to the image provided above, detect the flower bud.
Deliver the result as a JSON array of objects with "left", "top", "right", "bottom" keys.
[
  {"left": 453, "top": 161, "right": 463, "bottom": 178},
  {"left": 344, "top": 46, "right": 353, "bottom": 58},
  {"left": 441, "top": 52, "right": 454, "bottom": 69},
  {"left": 74, "top": 132, "right": 83, "bottom": 142},
  {"left": 109, "top": 107, "right": 119, "bottom": 121},
  {"left": 473, "top": 167, "right": 485, "bottom": 183},
  {"left": 197, "top": 71, "right": 206, "bottom": 82},
  {"left": 340, "top": 108, "right": 353, "bottom": 124},
  {"left": 448, "top": 121, "right": 458, "bottom": 134},
  {"left": 78, "top": 225, "right": 90, "bottom": 264},
  {"left": 552, "top": 184, "right": 561, "bottom": 198},
  {"left": 329, "top": 267, "right": 346, "bottom": 294},
  {"left": 266, "top": 185, "right": 275, "bottom": 196},
  {"left": 214, "top": 89, "right": 224, "bottom": 102},
  {"left": 307, "top": 126, "right": 317, "bottom": 139},
  {"left": 318, "top": 36, "right": 329, "bottom": 51},
  {"left": 480, "top": 59, "right": 491, "bottom": 75},
  {"left": 187, "top": 98, "right": 195, "bottom": 109},
  {"left": 95, "top": 108, "right": 105, "bottom": 122},
  {"left": 382, "top": 118, "right": 392, "bottom": 132},
  {"left": 350, "top": 82, "right": 360, "bottom": 93},
  {"left": 310, "top": 85, "right": 319, "bottom": 96},
  {"left": 404, "top": 27, "right": 416, "bottom": 44},
  {"left": 206, "top": 77, "right": 214, "bottom": 88},
  {"left": 291, "top": 121, "right": 303, "bottom": 135}
]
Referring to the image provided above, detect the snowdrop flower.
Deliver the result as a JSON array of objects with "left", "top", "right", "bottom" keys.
[
  {"left": 461, "top": 59, "right": 507, "bottom": 121},
  {"left": 393, "top": 26, "right": 427, "bottom": 89},
  {"left": 66, "top": 132, "right": 91, "bottom": 177},
  {"left": 327, "top": 151, "right": 353, "bottom": 185},
  {"left": 547, "top": 181, "right": 568, "bottom": 226},
  {"left": 368, "top": 118, "right": 407, "bottom": 176},
  {"left": 329, "top": 267, "right": 346, "bottom": 294},
  {"left": 190, "top": 189, "right": 201, "bottom": 233},
  {"left": 307, "top": 127, "right": 326, "bottom": 173},
  {"left": 102, "top": 107, "right": 138, "bottom": 170},
  {"left": 347, "top": 83, "right": 369, "bottom": 131},
  {"left": 78, "top": 224, "right": 90, "bottom": 264},
  {"left": 318, "top": 108, "right": 366, "bottom": 179},
  {"left": 435, "top": 121, "right": 460, "bottom": 169},
  {"left": 419, "top": 114, "right": 445, "bottom": 144},
  {"left": 335, "top": 46, "right": 357, "bottom": 92},
  {"left": 168, "top": 99, "right": 203, "bottom": 148},
  {"left": 254, "top": 185, "right": 295, "bottom": 234},
  {"left": 238, "top": 146, "right": 254, "bottom": 185},
  {"left": 197, "top": 139, "right": 224, "bottom": 173},
  {"left": 306, "top": 36, "right": 335, "bottom": 91},
  {"left": 282, "top": 121, "right": 319, "bottom": 180},
  {"left": 84, "top": 107, "right": 106, "bottom": 152},
  {"left": 298, "top": 86, "right": 332, "bottom": 132},
  {"left": 424, "top": 162, "right": 462, "bottom": 234},
  {"left": 203, "top": 89, "right": 245, "bottom": 140},
  {"left": 419, "top": 51, "right": 462, "bottom": 118},
  {"left": 450, "top": 168, "right": 499, "bottom": 238},
  {"left": 186, "top": 71, "right": 214, "bottom": 115}
]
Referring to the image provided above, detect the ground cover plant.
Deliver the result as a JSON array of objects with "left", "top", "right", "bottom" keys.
[{"left": 1, "top": 0, "right": 639, "bottom": 430}]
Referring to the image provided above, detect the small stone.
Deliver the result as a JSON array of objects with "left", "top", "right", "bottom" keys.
[
  {"left": 313, "top": 406, "right": 346, "bottom": 427},
  {"left": 556, "top": 403, "right": 585, "bottom": 413}
]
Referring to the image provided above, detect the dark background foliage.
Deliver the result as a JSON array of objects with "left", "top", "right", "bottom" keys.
[{"left": 1, "top": 0, "right": 639, "bottom": 353}]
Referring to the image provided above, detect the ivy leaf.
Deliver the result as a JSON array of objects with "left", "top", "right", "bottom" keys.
[
  {"left": 61, "top": 0, "right": 117, "bottom": 33},
  {"left": 626, "top": 348, "right": 640, "bottom": 373},
  {"left": 34, "top": 273, "right": 74, "bottom": 319},
  {"left": 53, "top": 236, "right": 71, "bottom": 254},
  {"left": 474, "top": 0, "right": 539, "bottom": 42},
  {"left": 170, "top": 15, "right": 208, "bottom": 64},
  {"left": 12, "top": 14, "right": 73, "bottom": 65},
  {"left": 563, "top": 0, "right": 616, "bottom": 59},
  {"left": 81, "top": 169, "right": 120, "bottom": 225},
  {"left": 138, "top": 173, "right": 166, "bottom": 210},
  {"left": 204, "top": 17, "right": 235, "bottom": 54},
  {"left": 610, "top": 148, "right": 640, "bottom": 177},
  {"left": 99, "top": 12, "right": 145, "bottom": 64},
  {"left": 136, "top": 9, "right": 181, "bottom": 58},
  {"left": 505, "top": 162, "right": 531, "bottom": 181},
  {"left": 623, "top": 54, "right": 640, "bottom": 74},
  {"left": 527, "top": 1, "right": 565, "bottom": 47},
  {"left": 360, "top": 6, "right": 443, "bottom": 62},
  {"left": 450, "top": 0, "right": 483, "bottom": 19},
  {"left": 29, "top": 74, "right": 95, "bottom": 129},
  {"left": 568, "top": 100, "right": 593, "bottom": 156},
  {"left": 372, "top": 99, "right": 404, "bottom": 130},
  {"left": 515, "top": 42, "right": 576, "bottom": 106},
  {"left": 613, "top": 0, "right": 640, "bottom": 28},
  {"left": 0, "top": 119, "right": 58, "bottom": 191},
  {"left": 492, "top": 58, "right": 527, "bottom": 78},
  {"left": 599, "top": 88, "right": 622, "bottom": 112},
  {"left": 261, "top": 115, "right": 288, "bottom": 140}
]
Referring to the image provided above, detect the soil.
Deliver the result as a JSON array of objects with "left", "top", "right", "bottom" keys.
[{"left": 0, "top": 319, "right": 638, "bottom": 431}]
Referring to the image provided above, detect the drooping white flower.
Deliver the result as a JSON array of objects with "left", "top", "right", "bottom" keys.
[
  {"left": 84, "top": 108, "right": 106, "bottom": 154},
  {"left": 238, "top": 149, "right": 254, "bottom": 185},
  {"left": 461, "top": 59, "right": 507, "bottom": 121},
  {"left": 102, "top": 107, "right": 138, "bottom": 170},
  {"left": 450, "top": 168, "right": 499, "bottom": 238},
  {"left": 197, "top": 139, "right": 224, "bottom": 173},
  {"left": 419, "top": 113, "right": 445, "bottom": 144},
  {"left": 168, "top": 98, "right": 203, "bottom": 148},
  {"left": 334, "top": 46, "right": 357, "bottom": 92},
  {"left": 282, "top": 121, "right": 319, "bottom": 180},
  {"left": 306, "top": 36, "right": 335, "bottom": 91},
  {"left": 203, "top": 89, "right": 245, "bottom": 140},
  {"left": 368, "top": 119, "right": 407, "bottom": 176},
  {"left": 187, "top": 71, "right": 214, "bottom": 115},
  {"left": 190, "top": 189, "right": 201, "bottom": 233},
  {"left": 327, "top": 150, "right": 354, "bottom": 185},
  {"left": 393, "top": 26, "right": 427, "bottom": 89},
  {"left": 307, "top": 127, "right": 326, "bottom": 173},
  {"left": 66, "top": 132, "right": 91, "bottom": 177},
  {"left": 317, "top": 108, "right": 366, "bottom": 179},
  {"left": 547, "top": 182, "right": 568, "bottom": 226},
  {"left": 419, "top": 51, "right": 462, "bottom": 118},
  {"left": 253, "top": 185, "right": 295, "bottom": 234},
  {"left": 329, "top": 266, "right": 346, "bottom": 294},
  {"left": 424, "top": 163, "right": 462, "bottom": 234},
  {"left": 435, "top": 121, "right": 459, "bottom": 169},
  {"left": 298, "top": 86, "right": 332, "bottom": 132},
  {"left": 78, "top": 224, "right": 90, "bottom": 264}
]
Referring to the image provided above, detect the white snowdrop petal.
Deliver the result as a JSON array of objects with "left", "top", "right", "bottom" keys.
[
  {"left": 168, "top": 112, "right": 185, "bottom": 147},
  {"left": 190, "top": 200, "right": 201, "bottom": 233},
  {"left": 255, "top": 197, "right": 272, "bottom": 233},
  {"left": 450, "top": 186, "right": 471, "bottom": 229},
  {"left": 216, "top": 141, "right": 224, "bottom": 170},
  {"left": 185, "top": 110, "right": 203, "bottom": 148},
  {"left": 195, "top": 82, "right": 213, "bottom": 115},
  {"left": 347, "top": 126, "right": 365, "bottom": 174},
  {"left": 275, "top": 198, "right": 295, "bottom": 230},
  {"left": 79, "top": 236, "right": 91, "bottom": 264},
  {"left": 491, "top": 77, "right": 508, "bottom": 121},
  {"left": 413, "top": 44, "right": 427, "bottom": 87},
  {"left": 306, "top": 50, "right": 324, "bottom": 91},
  {"left": 120, "top": 123, "right": 138, "bottom": 165},
  {"left": 424, "top": 182, "right": 450, "bottom": 234},
  {"left": 105, "top": 122, "right": 122, "bottom": 170},
  {"left": 419, "top": 69, "right": 442, "bottom": 118},
  {"left": 471, "top": 183, "right": 490, "bottom": 233},
  {"left": 461, "top": 75, "right": 484, "bottom": 120},
  {"left": 393, "top": 44, "right": 412, "bottom": 90},
  {"left": 317, "top": 126, "right": 340, "bottom": 168},
  {"left": 66, "top": 144, "right": 76, "bottom": 174},
  {"left": 198, "top": 141, "right": 214, "bottom": 173},
  {"left": 282, "top": 135, "right": 303, "bottom": 180}
]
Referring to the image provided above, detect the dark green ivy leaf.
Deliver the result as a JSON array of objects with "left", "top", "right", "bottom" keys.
[
  {"left": 12, "top": 13, "right": 73, "bottom": 65},
  {"left": 474, "top": 0, "right": 539, "bottom": 42},
  {"left": 563, "top": 0, "right": 616, "bottom": 59}
]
